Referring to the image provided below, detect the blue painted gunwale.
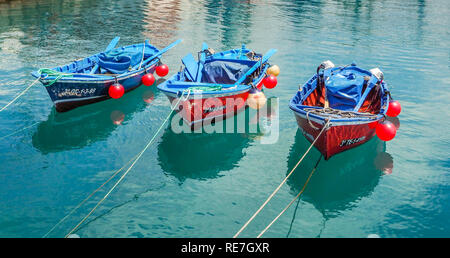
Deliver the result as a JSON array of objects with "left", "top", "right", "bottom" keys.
[
  {"left": 31, "top": 42, "right": 160, "bottom": 83},
  {"left": 30, "top": 42, "right": 161, "bottom": 111},
  {"left": 157, "top": 46, "right": 270, "bottom": 99}
]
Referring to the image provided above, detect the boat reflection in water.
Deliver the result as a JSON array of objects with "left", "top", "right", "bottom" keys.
[
  {"left": 286, "top": 129, "right": 394, "bottom": 233},
  {"left": 157, "top": 126, "right": 250, "bottom": 182},
  {"left": 158, "top": 98, "right": 278, "bottom": 182},
  {"left": 32, "top": 81, "right": 161, "bottom": 154}
]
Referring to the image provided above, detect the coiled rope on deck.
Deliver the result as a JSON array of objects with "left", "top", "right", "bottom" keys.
[
  {"left": 187, "top": 86, "right": 223, "bottom": 92},
  {"left": 36, "top": 68, "right": 74, "bottom": 86},
  {"left": 63, "top": 91, "right": 188, "bottom": 238},
  {"left": 304, "top": 107, "right": 378, "bottom": 119},
  {"left": 233, "top": 119, "right": 330, "bottom": 238}
]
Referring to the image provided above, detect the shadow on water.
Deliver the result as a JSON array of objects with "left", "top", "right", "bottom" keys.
[
  {"left": 157, "top": 97, "right": 278, "bottom": 183},
  {"left": 157, "top": 126, "right": 251, "bottom": 183},
  {"left": 31, "top": 81, "right": 161, "bottom": 154},
  {"left": 285, "top": 129, "right": 394, "bottom": 236}
]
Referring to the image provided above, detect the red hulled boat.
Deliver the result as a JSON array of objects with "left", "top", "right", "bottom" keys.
[
  {"left": 289, "top": 61, "right": 393, "bottom": 160},
  {"left": 157, "top": 43, "right": 277, "bottom": 129}
]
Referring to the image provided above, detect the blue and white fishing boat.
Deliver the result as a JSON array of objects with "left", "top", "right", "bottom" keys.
[{"left": 32, "top": 37, "right": 181, "bottom": 112}]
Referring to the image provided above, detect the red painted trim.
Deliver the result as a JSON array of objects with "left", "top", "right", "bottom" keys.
[{"left": 294, "top": 114, "right": 376, "bottom": 160}]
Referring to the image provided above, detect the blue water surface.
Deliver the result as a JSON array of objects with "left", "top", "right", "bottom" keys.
[{"left": 0, "top": 0, "right": 448, "bottom": 238}]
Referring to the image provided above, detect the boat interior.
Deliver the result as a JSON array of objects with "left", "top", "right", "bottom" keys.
[
  {"left": 301, "top": 67, "right": 383, "bottom": 115},
  {"left": 48, "top": 43, "right": 159, "bottom": 76},
  {"left": 179, "top": 49, "right": 262, "bottom": 86}
]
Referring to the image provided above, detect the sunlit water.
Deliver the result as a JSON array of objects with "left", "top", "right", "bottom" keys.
[{"left": 0, "top": 0, "right": 448, "bottom": 238}]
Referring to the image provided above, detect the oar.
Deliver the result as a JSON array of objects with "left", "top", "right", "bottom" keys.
[
  {"left": 234, "top": 48, "right": 277, "bottom": 86},
  {"left": 169, "top": 81, "right": 245, "bottom": 88},
  {"left": 174, "top": 48, "right": 276, "bottom": 97},
  {"left": 90, "top": 36, "right": 120, "bottom": 74},
  {"left": 137, "top": 39, "right": 150, "bottom": 70},
  {"left": 323, "top": 68, "right": 332, "bottom": 108},
  {"left": 353, "top": 75, "right": 378, "bottom": 112},
  {"left": 132, "top": 39, "right": 183, "bottom": 70}
]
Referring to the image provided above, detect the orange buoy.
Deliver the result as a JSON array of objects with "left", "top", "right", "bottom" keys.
[{"left": 266, "top": 65, "right": 280, "bottom": 77}]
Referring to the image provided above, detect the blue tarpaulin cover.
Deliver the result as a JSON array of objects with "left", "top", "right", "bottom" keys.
[
  {"left": 98, "top": 48, "right": 153, "bottom": 74},
  {"left": 325, "top": 71, "right": 364, "bottom": 111},
  {"left": 201, "top": 61, "right": 252, "bottom": 84}
]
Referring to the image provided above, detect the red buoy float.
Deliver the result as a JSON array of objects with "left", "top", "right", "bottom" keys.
[
  {"left": 376, "top": 120, "right": 397, "bottom": 141},
  {"left": 386, "top": 100, "right": 401, "bottom": 117},
  {"left": 156, "top": 64, "right": 169, "bottom": 77},
  {"left": 263, "top": 75, "right": 277, "bottom": 89},
  {"left": 108, "top": 83, "right": 124, "bottom": 99},
  {"left": 142, "top": 73, "right": 155, "bottom": 86}
]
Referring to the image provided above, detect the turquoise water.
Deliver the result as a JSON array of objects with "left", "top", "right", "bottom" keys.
[{"left": 0, "top": 0, "right": 449, "bottom": 238}]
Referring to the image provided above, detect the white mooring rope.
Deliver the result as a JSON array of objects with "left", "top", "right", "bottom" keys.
[
  {"left": 233, "top": 119, "right": 330, "bottom": 238},
  {"left": 257, "top": 155, "right": 322, "bottom": 238},
  {"left": 0, "top": 77, "right": 40, "bottom": 112},
  {"left": 64, "top": 91, "right": 187, "bottom": 238},
  {"left": 42, "top": 152, "right": 140, "bottom": 238},
  {"left": 0, "top": 121, "right": 40, "bottom": 140}
]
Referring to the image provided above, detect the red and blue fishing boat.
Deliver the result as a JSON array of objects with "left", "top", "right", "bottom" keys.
[
  {"left": 31, "top": 37, "right": 181, "bottom": 112},
  {"left": 289, "top": 61, "right": 401, "bottom": 160},
  {"left": 157, "top": 43, "right": 278, "bottom": 128}
]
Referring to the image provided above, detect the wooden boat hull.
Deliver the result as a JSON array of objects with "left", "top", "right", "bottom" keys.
[
  {"left": 32, "top": 39, "right": 184, "bottom": 112},
  {"left": 289, "top": 63, "right": 390, "bottom": 160},
  {"left": 158, "top": 44, "right": 276, "bottom": 129},
  {"left": 166, "top": 79, "right": 264, "bottom": 127},
  {"left": 292, "top": 110, "right": 376, "bottom": 160},
  {"left": 43, "top": 65, "right": 156, "bottom": 112}
]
